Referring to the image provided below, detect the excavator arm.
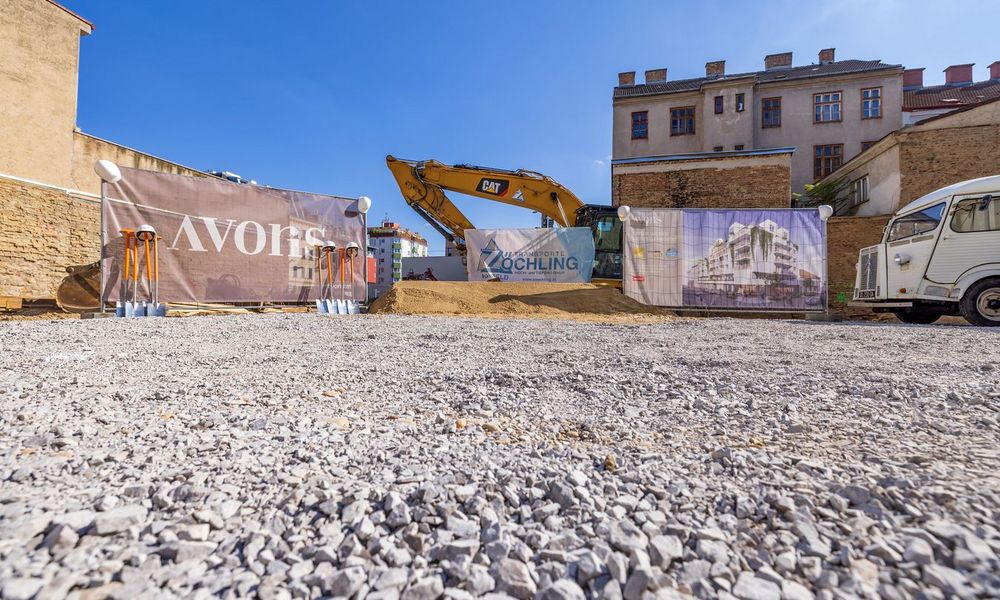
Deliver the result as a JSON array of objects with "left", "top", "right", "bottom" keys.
[{"left": 386, "top": 156, "right": 587, "bottom": 253}]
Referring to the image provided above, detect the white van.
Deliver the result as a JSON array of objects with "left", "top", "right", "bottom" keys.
[{"left": 851, "top": 176, "right": 1000, "bottom": 326}]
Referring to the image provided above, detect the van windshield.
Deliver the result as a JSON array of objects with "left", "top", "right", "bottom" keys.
[{"left": 887, "top": 202, "right": 946, "bottom": 242}]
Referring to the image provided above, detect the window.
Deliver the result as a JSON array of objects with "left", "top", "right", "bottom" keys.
[
  {"left": 951, "top": 195, "right": 1000, "bottom": 233},
  {"left": 861, "top": 141, "right": 876, "bottom": 152},
  {"left": 862, "top": 87, "right": 881, "bottom": 119},
  {"left": 888, "top": 203, "right": 946, "bottom": 241},
  {"left": 631, "top": 111, "right": 648, "bottom": 139},
  {"left": 670, "top": 106, "right": 695, "bottom": 135},
  {"left": 713, "top": 146, "right": 724, "bottom": 152},
  {"left": 734, "top": 144, "right": 745, "bottom": 151},
  {"left": 814, "top": 91, "right": 842, "bottom": 123},
  {"left": 735, "top": 93, "right": 745, "bottom": 112},
  {"left": 813, "top": 144, "right": 843, "bottom": 179},
  {"left": 762, "top": 97, "right": 781, "bottom": 128},
  {"left": 850, "top": 176, "right": 870, "bottom": 207},
  {"left": 714, "top": 96, "right": 723, "bottom": 114}
]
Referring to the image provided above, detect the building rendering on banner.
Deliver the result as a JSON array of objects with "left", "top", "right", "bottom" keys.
[
  {"left": 613, "top": 49, "right": 904, "bottom": 196},
  {"left": 687, "top": 220, "right": 803, "bottom": 291},
  {"left": 368, "top": 220, "right": 429, "bottom": 298}
]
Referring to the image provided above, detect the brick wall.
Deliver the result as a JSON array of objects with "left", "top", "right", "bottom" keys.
[
  {"left": 899, "top": 124, "right": 1000, "bottom": 205},
  {"left": 0, "top": 177, "right": 99, "bottom": 300},
  {"left": 826, "top": 215, "right": 889, "bottom": 315},
  {"left": 612, "top": 159, "right": 790, "bottom": 209}
]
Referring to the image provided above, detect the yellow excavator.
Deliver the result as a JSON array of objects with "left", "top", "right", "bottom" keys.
[{"left": 385, "top": 155, "right": 624, "bottom": 285}]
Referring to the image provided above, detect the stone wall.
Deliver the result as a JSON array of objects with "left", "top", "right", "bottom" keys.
[
  {"left": 899, "top": 123, "right": 1000, "bottom": 205},
  {"left": 826, "top": 215, "right": 889, "bottom": 314},
  {"left": 71, "top": 132, "right": 206, "bottom": 196},
  {"left": 0, "top": 177, "right": 100, "bottom": 300},
  {"left": 612, "top": 155, "right": 791, "bottom": 209}
]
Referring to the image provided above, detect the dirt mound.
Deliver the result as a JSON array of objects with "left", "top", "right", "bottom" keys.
[{"left": 368, "top": 281, "right": 671, "bottom": 322}]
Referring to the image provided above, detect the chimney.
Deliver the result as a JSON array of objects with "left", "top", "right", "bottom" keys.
[
  {"left": 990, "top": 61, "right": 1000, "bottom": 81},
  {"left": 944, "top": 63, "right": 974, "bottom": 86},
  {"left": 902, "top": 68, "right": 924, "bottom": 90},
  {"left": 644, "top": 68, "right": 667, "bottom": 84},
  {"left": 618, "top": 71, "right": 635, "bottom": 86},
  {"left": 764, "top": 52, "right": 793, "bottom": 70},
  {"left": 705, "top": 60, "right": 725, "bottom": 78},
  {"left": 818, "top": 48, "right": 835, "bottom": 64}
]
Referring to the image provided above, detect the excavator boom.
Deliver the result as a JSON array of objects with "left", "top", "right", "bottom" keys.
[
  {"left": 386, "top": 156, "right": 589, "bottom": 252},
  {"left": 385, "top": 155, "right": 623, "bottom": 286}
]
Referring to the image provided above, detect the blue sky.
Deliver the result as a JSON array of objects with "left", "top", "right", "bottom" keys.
[{"left": 64, "top": 0, "right": 1000, "bottom": 253}]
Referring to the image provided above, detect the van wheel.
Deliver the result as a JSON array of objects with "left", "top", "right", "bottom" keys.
[
  {"left": 961, "top": 278, "right": 1000, "bottom": 326},
  {"left": 892, "top": 309, "right": 942, "bottom": 324}
]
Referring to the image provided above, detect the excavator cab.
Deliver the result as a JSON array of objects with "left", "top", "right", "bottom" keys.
[{"left": 575, "top": 205, "right": 623, "bottom": 284}]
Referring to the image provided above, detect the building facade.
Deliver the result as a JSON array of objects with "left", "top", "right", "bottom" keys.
[
  {"left": 816, "top": 98, "right": 1000, "bottom": 217},
  {"left": 368, "top": 221, "right": 428, "bottom": 298},
  {"left": 613, "top": 49, "right": 904, "bottom": 197}
]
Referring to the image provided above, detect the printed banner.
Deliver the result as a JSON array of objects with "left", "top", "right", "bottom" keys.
[
  {"left": 101, "top": 167, "right": 366, "bottom": 304},
  {"left": 465, "top": 228, "right": 595, "bottom": 283},
  {"left": 624, "top": 209, "right": 827, "bottom": 311}
]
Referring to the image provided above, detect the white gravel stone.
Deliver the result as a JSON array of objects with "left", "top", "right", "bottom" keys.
[{"left": 0, "top": 314, "right": 995, "bottom": 599}]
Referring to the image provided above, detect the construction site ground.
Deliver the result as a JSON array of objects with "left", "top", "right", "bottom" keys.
[{"left": 0, "top": 313, "right": 997, "bottom": 599}]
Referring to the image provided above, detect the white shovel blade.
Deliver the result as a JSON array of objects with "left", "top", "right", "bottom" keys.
[{"left": 316, "top": 299, "right": 328, "bottom": 314}]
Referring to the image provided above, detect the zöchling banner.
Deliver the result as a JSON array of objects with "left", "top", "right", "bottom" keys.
[{"left": 465, "top": 228, "right": 595, "bottom": 283}]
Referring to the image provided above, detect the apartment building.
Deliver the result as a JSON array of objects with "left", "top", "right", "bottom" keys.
[
  {"left": 613, "top": 49, "right": 904, "bottom": 196},
  {"left": 368, "top": 220, "right": 428, "bottom": 298}
]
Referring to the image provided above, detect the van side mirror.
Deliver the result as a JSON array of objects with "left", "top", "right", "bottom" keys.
[{"left": 979, "top": 194, "right": 993, "bottom": 211}]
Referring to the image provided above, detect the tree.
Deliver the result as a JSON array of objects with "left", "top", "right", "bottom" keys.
[{"left": 794, "top": 177, "right": 852, "bottom": 215}]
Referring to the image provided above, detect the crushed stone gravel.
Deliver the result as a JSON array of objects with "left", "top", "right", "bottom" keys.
[{"left": 1, "top": 314, "right": 998, "bottom": 599}]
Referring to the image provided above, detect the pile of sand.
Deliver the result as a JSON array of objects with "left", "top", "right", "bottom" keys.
[{"left": 368, "top": 281, "right": 671, "bottom": 322}]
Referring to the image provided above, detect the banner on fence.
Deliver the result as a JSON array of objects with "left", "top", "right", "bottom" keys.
[
  {"left": 465, "top": 228, "right": 595, "bottom": 283},
  {"left": 624, "top": 208, "right": 827, "bottom": 311},
  {"left": 101, "top": 167, "right": 366, "bottom": 304}
]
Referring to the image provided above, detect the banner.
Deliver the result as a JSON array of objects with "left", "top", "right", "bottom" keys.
[
  {"left": 101, "top": 167, "right": 366, "bottom": 304},
  {"left": 624, "top": 209, "right": 826, "bottom": 311},
  {"left": 465, "top": 228, "right": 595, "bottom": 283}
]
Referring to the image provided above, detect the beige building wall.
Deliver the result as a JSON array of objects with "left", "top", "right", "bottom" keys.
[
  {"left": 0, "top": 0, "right": 91, "bottom": 187},
  {"left": 821, "top": 99, "right": 1000, "bottom": 217},
  {"left": 613, "top": 67, "right": 903, "bottom": 200},
  {"left": 755, "top": 71, "right": 903, "bottom": 194},
  {"left": 613, "top": 91, "right": 703, "bottom": 157},
  {"left": 70, "top": 132, "right": 205, "bottom": 195},
  {"left": 700, "top": 79, "right": 755, "bottom": 152}
]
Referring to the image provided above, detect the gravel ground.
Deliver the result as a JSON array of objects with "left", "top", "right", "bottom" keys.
[{"left": 1, "top": 314, "right": 998, "bottom": 600}]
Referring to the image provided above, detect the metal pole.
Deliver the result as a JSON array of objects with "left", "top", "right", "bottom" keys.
[
  {"left": 823, "top": 212, "right": 830, "bottom": 316},
  {"left": 362, "top": 207, "right": 368, "bottom": 303},
  {"left": 99, "top": 181, "right": 106, "bottom": 313}
]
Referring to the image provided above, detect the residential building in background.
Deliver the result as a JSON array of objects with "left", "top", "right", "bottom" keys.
[
  {"left": 902, "top": 62, "right": 1000, "bottom": 125},
  {"left": 816, "top": 97, "right": 1000, "bottom": 216},
  {"left": 368, "top": 220, "right": 428, "bottom": 298},
  {"left": 613, "top": 49, "right": 904, "bottom": 197}
]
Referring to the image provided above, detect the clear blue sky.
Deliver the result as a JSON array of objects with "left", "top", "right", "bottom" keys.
[{"left": 63, "top": 0, "right": 999, "bottom": 254}]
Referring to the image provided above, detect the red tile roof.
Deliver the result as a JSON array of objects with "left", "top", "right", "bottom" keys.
[{"left": 904, "top": 80, "right": 1000, "bottom": 110}]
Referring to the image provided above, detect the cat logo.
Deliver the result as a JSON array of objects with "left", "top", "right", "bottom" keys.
[{"left": 477, "top": 177, "right": 510, "bottom": 197}]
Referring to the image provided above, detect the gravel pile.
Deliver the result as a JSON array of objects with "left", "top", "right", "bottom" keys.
[{"left": 0, "top": 314, "right": 998, "bottom": 600}]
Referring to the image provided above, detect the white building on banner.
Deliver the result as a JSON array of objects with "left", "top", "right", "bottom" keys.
[
  {"left": 687, "top": 219, "right": 809, "bottom": 291},
  {"left": 368, "top": 220, "right": 428, "bottom": 298}
]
